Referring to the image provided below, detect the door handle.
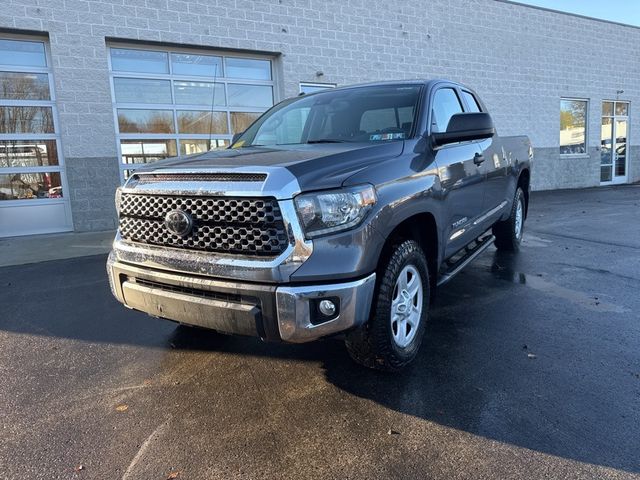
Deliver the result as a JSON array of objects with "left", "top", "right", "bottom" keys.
[{"left": 473, "top": 153, "right": 485, "bottom": 166}]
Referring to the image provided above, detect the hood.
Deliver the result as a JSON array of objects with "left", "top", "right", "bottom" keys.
[{"left": 140, "top": 142, "right": 405, "bottom": 191}]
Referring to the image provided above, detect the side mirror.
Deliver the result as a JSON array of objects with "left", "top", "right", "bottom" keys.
[
  {"left": 231, "top": 132, "right": 243, "bottom": 145},
  {"left": 431, "top": 112, "right": 495, "bottom": 147}
]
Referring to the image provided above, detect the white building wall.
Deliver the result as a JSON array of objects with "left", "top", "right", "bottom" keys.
[{"left": 2, "top": 0, "right": 639, "bottom": 231}]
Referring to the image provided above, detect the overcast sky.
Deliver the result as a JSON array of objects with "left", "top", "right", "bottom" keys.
[{"left": 515, "top": 0, "right": 640, "bottom": 26}]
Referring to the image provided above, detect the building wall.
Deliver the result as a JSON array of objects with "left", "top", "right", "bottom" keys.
[{"left": 2, "top": 0, "right": 639, "bottom": 231}]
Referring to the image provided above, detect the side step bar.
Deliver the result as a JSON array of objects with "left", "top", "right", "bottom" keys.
[{"left": 437, "top": 235, "right": 495, "bottom": 287}]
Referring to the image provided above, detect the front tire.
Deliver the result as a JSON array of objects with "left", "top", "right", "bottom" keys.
[
  {"left": 493, "top": 187, "right": 526, "bottom": 252},
  {"left": 345, "top": 239, "right": 430, "bottom": 371}
]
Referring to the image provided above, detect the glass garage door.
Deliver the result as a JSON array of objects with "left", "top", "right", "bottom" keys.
[
  {"left": 108, "top": 45, "right": 277, "bottom": 180},
  {"left": 0, "top": 37, "right": 72, "bottom": 237}
]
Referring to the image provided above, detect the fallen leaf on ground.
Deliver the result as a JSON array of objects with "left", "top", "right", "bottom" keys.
[{"left": 115, "top": 404, "right": 129, "bottom": 412}]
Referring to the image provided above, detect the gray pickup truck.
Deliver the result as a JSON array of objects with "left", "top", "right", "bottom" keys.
[{"left": 107, "top": 80, "right": 532, "bottom": 370}]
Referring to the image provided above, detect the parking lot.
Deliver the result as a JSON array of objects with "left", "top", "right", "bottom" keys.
[{"left": 1, "top": 185, "right": 639, "bottom": 479}]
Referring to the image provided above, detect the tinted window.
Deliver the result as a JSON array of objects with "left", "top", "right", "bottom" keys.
[
  {"left": 431, "top": 88, "right": 463, "bottom": 133},
  {"left": 461, "top": 90, "right": 481, "bottom": 113},
  {"left": 236, "top": 85, "right": 421, "bottom": 147}
]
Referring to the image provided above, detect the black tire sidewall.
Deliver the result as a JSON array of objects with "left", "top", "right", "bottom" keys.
[{"left": 374, "top": 241, "right": 430, "bottom": 365}]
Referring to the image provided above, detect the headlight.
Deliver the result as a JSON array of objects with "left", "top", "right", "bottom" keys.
[{"left": 294, "top": 185, "right": 377, "bottom": 239}]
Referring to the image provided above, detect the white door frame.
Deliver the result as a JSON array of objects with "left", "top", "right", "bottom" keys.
[{"left": 600, "top": 100, "right": 630, "bottom": 186}]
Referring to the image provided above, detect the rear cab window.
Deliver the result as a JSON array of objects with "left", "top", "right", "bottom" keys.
[{"left": 461, "top": 90, "right": 482, "bottom": 113}]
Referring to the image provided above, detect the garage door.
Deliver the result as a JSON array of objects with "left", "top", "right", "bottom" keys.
[
  {"left": 0, "top": 36, "right": 72, "bottom": 237},
  {"left": 107, "top": 44, "right": 277, "bottom": 180}
]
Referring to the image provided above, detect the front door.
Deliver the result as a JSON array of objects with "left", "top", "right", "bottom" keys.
[
  {"left": 429, "top": 87, "right": 486, "bottom": 258},
  {"left": 600, "top": 101, "right": 629, "bottom": 185}
]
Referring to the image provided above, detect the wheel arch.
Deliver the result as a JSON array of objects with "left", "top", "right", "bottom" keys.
[
  {"left": 517, "top": 168, "right": 531, "bottom": 218},
  {"left": 376, "top": 212, "right": 439, "bottom": 291}
]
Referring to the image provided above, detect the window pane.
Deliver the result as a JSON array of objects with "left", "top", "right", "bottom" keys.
[
  {"left": 110, "top": 48, "right": 168, "bottom": 74},
  {"left": 227, "top": 84, "right": 273, "bottom": 108},
  {"left": 615, "top": 102, "right": 629, "bottom": 116},
  {"left": 173, "top": 81, "right": 225, "bottom": 106},
  {"left": 180, "top": 138, "right": 229, "bottom": 155},
  {"left": 601, "top": 117, "right": 613, "bottom": 165},
  {"left": 0, "top": 106, "right": 54, "bottom": 134},
  {"left": 113, "top": 78, "right": 171, "bottom": 104},
  {"left": 615, "top": 119, "right": 627, "bottom": 176},
  {"left": 0, "top": 72, "right": 50, "bottom": 100},
  {"left": 0, "top": 39, "right": 47, "bottom": 67},
  {"left": 225, "top": 57, "right": 271, "bottom": 80},
  {"left": 120, "top": 139, "right": 177, "bottom": 164},
  {"left": 117, "top": 109, "right": 174, "bottom": 133},
  {"left": 461, "top": 91, "right": 481, "bottom": 112},
  {"left": 0, "top": 172, "right": 62, "bottom": 200},
  {"left": 602, "top": 102, "right": 614, "bottom": 116},
  {"left": 177, "top": 110, "right": 228, "bottom": 134},
  {"left": 0, "top": 140, "right": 59, "bottom": 168},
  {"left": 560, "top": 100, "right": 587, "bottom": 155},
  {"left": 171, "top": 53, "right": 222, "bottom": 77},
  {"left": 231, "top": 112, "right": 261, "bottom": 134},
  {"left": 431, "top": 88, "right": 463, "bottom": 133}
]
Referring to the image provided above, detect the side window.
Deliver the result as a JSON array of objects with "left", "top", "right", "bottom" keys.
[
  {"left": 461, "top": 90, "right": 482, "bottom": 113},
  {"left": 431, "top": 88, "right": 463, "bottom": 133}
]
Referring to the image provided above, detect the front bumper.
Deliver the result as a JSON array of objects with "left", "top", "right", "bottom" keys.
[{"left": 107, "top": 252, "right": 376, "bottom": 343}]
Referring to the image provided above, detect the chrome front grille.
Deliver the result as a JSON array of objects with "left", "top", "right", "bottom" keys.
[{"left": 118, "top": 193, "right": 289, "bottom": 256}]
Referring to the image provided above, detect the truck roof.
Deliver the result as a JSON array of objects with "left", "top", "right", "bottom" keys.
[{"left": 302, "top": 79, "right": 466, "bottom": 95}]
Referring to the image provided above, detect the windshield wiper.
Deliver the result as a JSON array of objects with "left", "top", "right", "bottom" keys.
[{"left": 306, "top": 138, "right": 347, "bottom": 144}]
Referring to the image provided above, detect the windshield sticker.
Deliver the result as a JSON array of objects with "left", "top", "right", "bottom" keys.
[{"left": 370, "top": 133, "right": 405, "bottom": 141}]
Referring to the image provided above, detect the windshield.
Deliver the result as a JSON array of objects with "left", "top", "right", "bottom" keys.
[{"left": 232, "top": 84, "right": 422, "bottom": 147}]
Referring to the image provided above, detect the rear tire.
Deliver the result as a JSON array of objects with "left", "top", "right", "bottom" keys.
[
  {"left": 345, "top": 239, "right": 430, "bottom": 371},
  {"left": 493, "top": 187, "right": 525, "bottom": 252}
]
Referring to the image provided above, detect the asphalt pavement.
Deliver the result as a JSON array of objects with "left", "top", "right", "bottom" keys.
[{"left": 1, "top": 185, "right": 639, "bottom": 479}]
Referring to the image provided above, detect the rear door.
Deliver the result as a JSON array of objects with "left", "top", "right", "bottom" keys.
[{"left": 430, "top": 86, "right": 487, "bottom": 258}]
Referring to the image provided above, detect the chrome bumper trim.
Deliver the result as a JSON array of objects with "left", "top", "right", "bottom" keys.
[
  {"left": 275, "top": 273, "right": 377, "bottom": 343},
  {"left": 107, "top": 254, "right": 376, "bottom": 343}
]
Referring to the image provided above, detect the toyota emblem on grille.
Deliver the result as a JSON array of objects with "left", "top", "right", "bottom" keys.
[{"left": 164, "top": 209, "right": 193, "bottom": 237}]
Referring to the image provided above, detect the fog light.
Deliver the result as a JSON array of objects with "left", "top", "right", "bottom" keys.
[{"left": 319, "top": 299, "right": 336, "bottom": 316}]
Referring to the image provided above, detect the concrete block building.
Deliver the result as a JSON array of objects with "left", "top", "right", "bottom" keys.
[{"left": 0, "top": 0, "right": 638, "bottom": 237}]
